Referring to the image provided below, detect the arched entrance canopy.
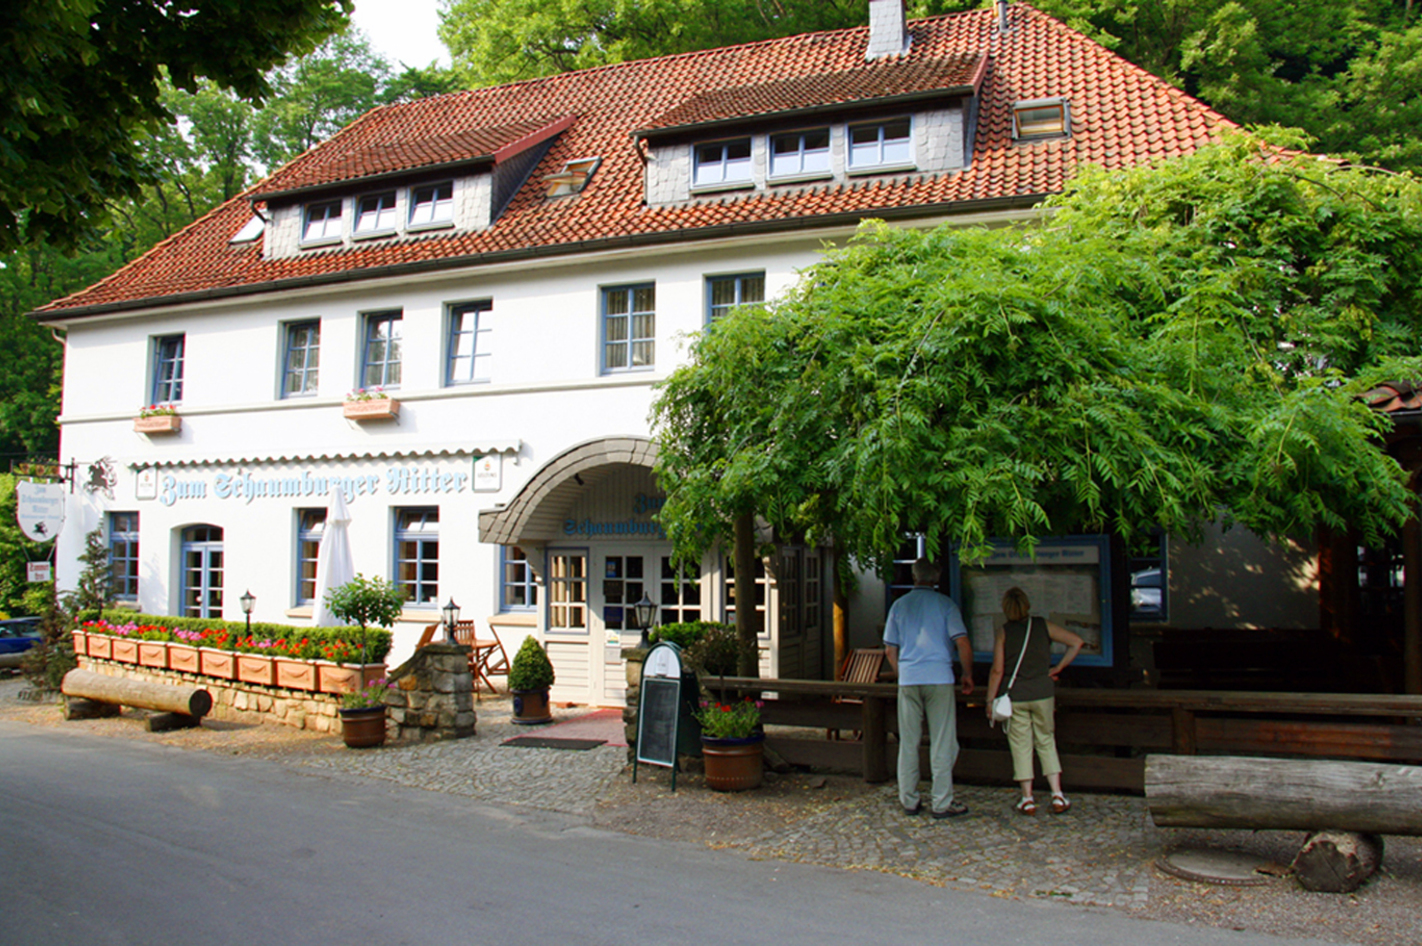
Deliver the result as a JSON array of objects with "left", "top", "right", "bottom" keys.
[{"left": 478, "top": 436, "right": 659, "bottom": 546}]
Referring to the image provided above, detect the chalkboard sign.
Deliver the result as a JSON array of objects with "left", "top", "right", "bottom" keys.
[{"left": 634, "top": 641, "right": 688, "bottom": 790}]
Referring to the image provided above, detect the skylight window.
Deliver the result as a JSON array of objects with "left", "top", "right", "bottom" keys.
[
  {"left": 354, "top": 191, "right": 398, "bottom": 233},
  {"left": 693, "top": 139, "right": 752, "bottom": 188},
  {"left": 1013, "top": 99, "right": 1070, "bottom": 140},
  {"left": 409, "top": 182, "right": 454, "bottom": 227},
  {"left": 544, "top": 157, "right": 601, "bottom": 198},
  {"left": 229, "top": 215, "right": 265, "bottom": 244}
]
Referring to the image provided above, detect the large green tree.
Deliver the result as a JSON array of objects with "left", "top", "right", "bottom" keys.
[
  {"left": 652, "top": 131, "right": 1422, "bottom": 587},
  {"left": 1, "top": 0, "right": 352, "bottom": 253}
]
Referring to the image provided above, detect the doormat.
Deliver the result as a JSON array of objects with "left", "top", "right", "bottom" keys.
[{"left": 501, "top": 736, "right": 607, "bottom": 750}]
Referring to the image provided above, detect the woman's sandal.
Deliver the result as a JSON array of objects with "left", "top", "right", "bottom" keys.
[
  {"left": 1014, "top": 796, "right": 1037, "bottom": 815},
  {"left": 1050, "top": 793, "right": 1071, "bottom": 814}
]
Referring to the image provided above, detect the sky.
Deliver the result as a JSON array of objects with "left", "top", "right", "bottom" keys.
[{"left": 349, "top": 0, "right": 452, "bottom": 69}]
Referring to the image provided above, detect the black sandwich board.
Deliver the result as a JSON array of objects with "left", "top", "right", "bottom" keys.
[{"left": 633, "top": 641, "right": 699, "bottom": 790}]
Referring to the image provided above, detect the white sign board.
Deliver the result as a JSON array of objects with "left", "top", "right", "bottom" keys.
[
  {"left": 15, "top": 481, "right": 65, "bottom": 542},
  {"left": 474, "top": 453, "right": 502, "bottom": 492},
  {"left": 27, "top": 562, "right": 52, "bottom": 582}
]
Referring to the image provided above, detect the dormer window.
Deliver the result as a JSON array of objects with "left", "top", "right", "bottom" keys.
[
  {"left": 1013, "top": 99, "right": 1070, "bottom": 140},
  {"left": 544, "top": 157, "right": 601, "bottom": 198},
  {"left": 849, "top": 118, "right": 912, "bottom": 170},
  {"left": 302, "top": 200, "right": 343, "bottom": 243},
  {"left": 409, "top": 182, "right": 454, "bottom": 227},
  {"left": 354, "top": 191, "right": 398, "bottom": 234},
  {"left": 769, "top": 129, "right": 830, "bottom": 178},
  {"left": 693, "top": 139, "right": 752, "bottom": 188}
]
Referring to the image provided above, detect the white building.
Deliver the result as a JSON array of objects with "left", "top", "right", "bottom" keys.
[{"left": 35, "top": 2, "right": 1238, "bottom": 705}]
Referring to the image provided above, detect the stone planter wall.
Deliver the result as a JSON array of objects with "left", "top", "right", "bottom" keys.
[
  {"left": 75, "top": 655, "right": 386, "bottom": 734},
  {"left": 386, "top": 642, "right": 475, "bottom": 741}
]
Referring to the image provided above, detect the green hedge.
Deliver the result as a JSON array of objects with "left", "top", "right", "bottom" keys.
[{"left": 87, "top": 610, "right": 393, "bottom": 663}]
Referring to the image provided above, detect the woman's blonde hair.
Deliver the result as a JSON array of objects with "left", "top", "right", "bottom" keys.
[{"left": 1002, "top": 586, "right": 1031, "bottom": 622}]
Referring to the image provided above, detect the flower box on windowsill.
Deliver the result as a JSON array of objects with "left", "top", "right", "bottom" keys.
[
  {"left": 343, "top": 398, "right": 399, "bottom": 421},
  {"left": 134, "top": 414, "right": 181, "bottom": 434}
]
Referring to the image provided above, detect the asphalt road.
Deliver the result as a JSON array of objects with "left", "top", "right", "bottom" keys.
[{"left": 0, "top": 721, "right": 1333, "bottom": 946}]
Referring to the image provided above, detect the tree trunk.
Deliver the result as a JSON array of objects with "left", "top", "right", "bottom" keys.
[
  {"left": 1145, "top": 754, "right": 1422, "bottom": 836},
  {"left": 1404, "top": 484, "right": 1422, "bottom": 694},
  {"left": 61, "top": 669, "right": 213, "bottom": 718},
  {"left": 734, "top": 509, "right": 760, "bottom": 678},
  {"left": 1293, "top": 831, "right": 1384, "bottom": 893}
]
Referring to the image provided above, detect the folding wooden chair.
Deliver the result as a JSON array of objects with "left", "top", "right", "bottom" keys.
[
  {"left": 415, "top": 622, "right": 440, "bottom": 650},
  {"left": 829, "top": 647, "right": 886, "bottom": 740}
]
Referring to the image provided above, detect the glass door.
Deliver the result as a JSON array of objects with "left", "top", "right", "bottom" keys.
[{"left": 181, "top": 525, "right": 224, "bottom": 618}]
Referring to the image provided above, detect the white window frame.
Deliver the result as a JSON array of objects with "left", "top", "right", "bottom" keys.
[
  {"left": 361, "top": 311, "right": 402, "bottom": 390},
  {"left": 692, "top": 138, "right": 753, "bottom": 189},
  {"left": 302, "top": 199, "right": 343, "bottom": 243},
  {"left": 282, "top": 320, "right": 320, "bottom": 398},
  {"left": 546, "top": 549, "right": 589, "bottom": 634},
  {"left": 408, "top": 181, "right": 454, "bottom": 228},
  {"left": 394, "top": 506, "right": 439, "bottom": 607},
  {"left": 446, "top": 300, "right": 491, "bottom": 385},
  {"left": 1013, "top": 98, "right": 1071, "bottom": 140},
  {"left": 151, "top": 334, "right": 184, "bottom": 405},
  {"left": 296, "top": 508, "right": 326, "bottom": 605},
  {"left": 768, "top": 128, "right": 831, "bottom": 179},
  {"left": 354, "top": 190, "right": 399, "bottom": 235},
  {"left": 848, "top": 117, "right": 913, "bottom": 171}
]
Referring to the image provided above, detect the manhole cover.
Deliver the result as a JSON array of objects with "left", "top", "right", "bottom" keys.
[{"left": 1156, "top": 848, "right": 1284, "bottom": 886}]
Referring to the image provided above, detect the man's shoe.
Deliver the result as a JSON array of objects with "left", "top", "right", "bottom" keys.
[
  {"left": 932, "top": 800, "right": 969, "bottom": 819},
  {"left": 902, "top": 802, "right": 922, "bottom": 816}
]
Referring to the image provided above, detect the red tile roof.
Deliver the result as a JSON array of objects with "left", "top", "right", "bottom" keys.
[{"left": 37, "top": 4, "right": 1234, "bottom": 319}]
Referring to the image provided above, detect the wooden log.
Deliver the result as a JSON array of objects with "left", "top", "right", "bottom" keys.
[
  {"left": 144, "top": 711, "right": 202, "bottom": 733},
  {"left": 1146, "top": 754, "right": 1422, "bottom": 836},
  {"left": 63, "top": 696, "right": 121, "bottom": 720},
  {"left": 1293, "top": 830, "right": 1385, "bottom": 893},
  {"left": 61, "top": 669, "right": 212, "bottom": 718}
]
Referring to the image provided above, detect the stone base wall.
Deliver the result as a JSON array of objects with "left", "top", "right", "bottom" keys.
[
  {"left": 386, "top": 642, "right": 475, "bottom": 741},
  {"left": 76, "top": 656, "right": 346, "bottom": 733}
]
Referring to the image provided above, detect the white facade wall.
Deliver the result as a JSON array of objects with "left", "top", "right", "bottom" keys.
[{"left": 55, "top": 232, "right": 836, "bottom": 696}]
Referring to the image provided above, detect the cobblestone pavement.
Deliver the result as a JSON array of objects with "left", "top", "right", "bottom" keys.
[{"left": 4, "top": 674, "right": 1419, "bottom": 944}]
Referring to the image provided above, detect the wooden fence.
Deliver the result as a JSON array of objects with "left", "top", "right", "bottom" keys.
[{"left": 704, "top": 677, "right": 1422, "bottom": 793}]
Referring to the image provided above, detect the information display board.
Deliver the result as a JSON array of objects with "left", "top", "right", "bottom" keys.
[
  {"left": 950, "top": 535, "right": 1114, "bottom": 667},
  {"left": 634, "top": 641, "right": 698, "bottom": 790}
]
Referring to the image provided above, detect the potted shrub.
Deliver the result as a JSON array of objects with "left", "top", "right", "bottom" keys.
[
  {"left": 508, "top": 636, "right": 555, "bottom": 725},
  {"left": 339, "top": 678, "right": 392, "bottom": 748},
  {"left": 694, "top": 697, "right": 765, "bottom": 791}
]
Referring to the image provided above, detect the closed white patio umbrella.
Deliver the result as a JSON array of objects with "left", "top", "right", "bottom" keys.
[{"left": 312, "top": 485, "right": 355, "bottom": 626}]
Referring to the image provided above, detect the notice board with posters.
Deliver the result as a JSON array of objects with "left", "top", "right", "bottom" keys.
[{"left": 949, "top": 535, "right": 1114, "bottom": 667}]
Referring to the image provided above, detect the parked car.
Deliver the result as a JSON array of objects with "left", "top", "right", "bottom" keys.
[
  {"left": 0, "top": 616, "right": 42, "bottom": 669},
  {"left": 1130, "top": 568, "right": 1163, "bottom": 620}
]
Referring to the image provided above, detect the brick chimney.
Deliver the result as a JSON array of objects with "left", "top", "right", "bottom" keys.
[{"left": 866, "top": 0, "right": 908, "bottom": 60}]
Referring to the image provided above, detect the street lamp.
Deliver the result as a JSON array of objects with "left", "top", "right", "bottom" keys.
[
  {"left": 442, "top": 598, "right": 461, "bottom": 643},
  {"left": 633, "top": 593, "right": 658, "bottom": 649},
  {"left": 240, "top": 589, "right": 255, "bottom": 634}
]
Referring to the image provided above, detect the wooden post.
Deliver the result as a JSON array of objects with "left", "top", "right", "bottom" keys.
[
  {"left": 862, "top": 694, "right": 889, "bottom": 783},
  {"left": 1404, "top": 487, "right": 1422, "bottom": 695},
  {"left": 61, "top": 669, "right": 212, "bottom": 718},
  {"left": 1294, "top": 831, "right": 1385, "bottom": 893},
  {"left": 1170, "top": 707, "right": 1196, "bottom": 755},
  {"left": 733, "top": 510, "right": 760, "bottom": 678},
  {"left": 833, "top": 567, "right": 848, "bottom": 681}
]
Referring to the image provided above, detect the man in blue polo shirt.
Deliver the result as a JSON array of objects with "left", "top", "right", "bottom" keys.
[{"left": 883, "top": 557, "right": 975, "bottom": 818}]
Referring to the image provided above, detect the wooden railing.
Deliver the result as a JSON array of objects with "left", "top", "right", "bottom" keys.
[{"left": 704, "top": 677, "right": 1422, "bottom": 793}]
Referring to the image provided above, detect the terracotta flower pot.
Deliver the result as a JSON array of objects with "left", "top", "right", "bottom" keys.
[
  {"left": 700, "top": 734, "right": 765, "bottom": 791},
  {"left": 317, "top": 662, "right": 387, "bottom": 694},
  {"left": 199, "top": 647, "right": 237, "bottom": 679},
  {"left": 111, "top": 638, "right": 139, "bottom": 664},
  {"left": 87, "top": 634, "right": 113, "bottom": 660},
  {"left": 342, "top": 398, "right": 399, "bottom": 421},
  {"left": 133, "top": 414, "right": 181, "bottom": 434},
  {"left": 71, "top": 630, "right": 88, "bottom": 657},
  {"left": 138, "top": 641, "right": 169, "bottom": 669},
  {"left": 339, "top": 707, "right": 388, "bottom": 748},
  {"left": 236, "top": 653, "right": 275, "bottom": 686},
  {"left": 168, "top": 643, "right": 200, "bottom": 674},
  {"left": 275, "top": 657, "right": 317, "bottom": 691}
]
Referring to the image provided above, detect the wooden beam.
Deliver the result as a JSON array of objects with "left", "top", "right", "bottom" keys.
[{"left": 61, "top": 669, "right": 212, "bottom": 718}]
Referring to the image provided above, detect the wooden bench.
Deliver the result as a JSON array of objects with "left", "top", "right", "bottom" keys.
[{"left": 62, "top": 668, "right": 212, "bottom": 731}]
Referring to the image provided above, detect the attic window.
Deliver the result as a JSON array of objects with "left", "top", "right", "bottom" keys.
[
  {"left": 409, "top": 182, "right": 454, "bottom": 227},
  {"left": 1013, "top": 99, "right": 1070, "bottom": 140},
  {"left": 302, "top": 200, "right": 343, "bottom": 242},
  {"left": 354, "top": 191, "right": 398, "bottom": 233},
  {"left": 543, "top": 157, "right": 601, "bottom": 198},
  {"left": 229, "top": 215, "right": 265, "bottom": 244}
]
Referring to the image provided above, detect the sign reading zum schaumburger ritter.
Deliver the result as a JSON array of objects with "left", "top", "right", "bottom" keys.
[{"left": 15, "top": 481, "right": 65, "bottom": 542}]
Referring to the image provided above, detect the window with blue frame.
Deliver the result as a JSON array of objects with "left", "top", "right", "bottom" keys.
[
  {"left": 282, "top": 321, "right": 320, "bottom": 397},
  {"left": 151, "top": 334, "right": 184, "bottom": 404},
  {"left": 394, "top": 507, "right": 438, "bottom": 605},
  {"left": 108, "top": 512, "right": 139, "bottom": 600},
  {"left": 361, "top": 311, "right": 402, "bottom": 389},
  {"left": 706, "top": 273, "right": 765, "bottom": 324},
  {"left": 848, "top": 117, "right": 912, "bottom": 170},
  {"left": 501, "top": 545, "right": 537, "bottom": 610},
  {"left": 602, "top": 284, "right": 654, "bottom": 372},
  {"left": 693, "top": 139, "right": 752, "bottom": 187},
  {"left": 296, "top": 508, "right": 326, "bottom": 604},
  {"left": 447, "top": 301, "right": 491, "bottom": 385},
  {"left": 769, "top": 128, "right": 830, "bottom": 178}
]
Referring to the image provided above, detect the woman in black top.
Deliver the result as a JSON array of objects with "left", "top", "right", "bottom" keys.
[{"left": 985, "top": 586, "right": 1083, "bottom": 815}]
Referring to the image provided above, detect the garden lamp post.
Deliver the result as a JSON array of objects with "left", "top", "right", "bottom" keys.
[
  {"left": 240, "top": 590, "right": 255, "bottom": 634},
  {"left": 442, "top": 598, "right": 460, "bottom": 643},
  {"left": 633, "top": 593, "right": 658, "bottom": 650}
]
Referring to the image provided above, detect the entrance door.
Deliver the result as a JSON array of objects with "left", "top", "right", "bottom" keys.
[
  {"left": 590, "top": 546, "right": 660, "bottom": 705},
  {"left": 181, "top": 525, "right": 224, "bottom": 618}
]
